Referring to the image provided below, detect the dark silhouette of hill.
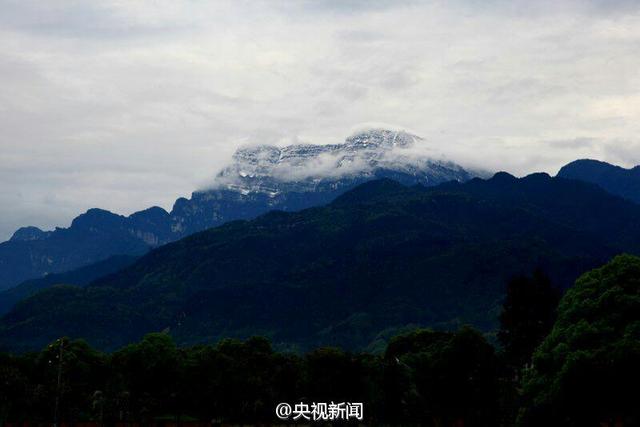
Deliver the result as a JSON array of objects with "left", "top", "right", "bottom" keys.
[
  {"left": 2, "top": 173, "right": 640, "bottom": 352},
  {"left": 558, "top": 159, "right": 640, "bottom": 203}
]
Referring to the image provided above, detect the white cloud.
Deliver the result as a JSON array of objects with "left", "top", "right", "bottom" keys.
[{"left": 1, "top": 0, "right": 640, "bottom": 240}]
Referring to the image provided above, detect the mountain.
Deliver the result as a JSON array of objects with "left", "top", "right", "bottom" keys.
[
  {"left": 0, "top": 255, "right": 138, "bottom": 316},
  {"left": 0, "top": 129, "right": 478, "bottom": 291},
  {"left": 0, "top": 207, "right": 173, "bottom": 292},
  {"left": 557, "top": 159, "right": 640, "bottom": 203},
  {"left": 170, "top": 129, "right": 477, "bottom": 234},
  {"left": 2, "top": 173, "right": 639, "bottom": 353}
]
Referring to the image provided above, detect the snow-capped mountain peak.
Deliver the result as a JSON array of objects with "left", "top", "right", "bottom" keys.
[
  {"left": 213, "top": 129, "right": 440, "bottom": 191},
  {"left": 168, "top": 128, "right": 479, "bottom": 238}
]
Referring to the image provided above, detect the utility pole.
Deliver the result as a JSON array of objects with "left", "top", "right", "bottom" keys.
[{"left": 53, "top": 339, "right": 64, "bottom": 427}]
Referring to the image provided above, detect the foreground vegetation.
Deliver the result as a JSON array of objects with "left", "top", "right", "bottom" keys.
[
  {"left": 1, "top": 329, "right": 505, "bottom": 425},
  {"left": 1, "top": 255, "right": 639, "bottom": 426}
]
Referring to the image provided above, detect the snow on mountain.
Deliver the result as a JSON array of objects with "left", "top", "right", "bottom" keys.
[
  {"left": 209, "top": 129, "right": 473, "bottom": 196},
  {"left": 168, "top": 129, "right": 479, "bottom": 236}
]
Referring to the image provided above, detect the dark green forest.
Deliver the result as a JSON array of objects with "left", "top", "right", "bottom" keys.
[
  {"left": 2, "top": 255, "right": 638, "bottom": 426},
  {"left": 5, "top": 174, "right": 640, "bottom": 353}
]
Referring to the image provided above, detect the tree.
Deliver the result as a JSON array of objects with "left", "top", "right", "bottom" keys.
[
  {"left": 498, "top": 269, "right": 561, "bottom": 370},
  {"left": 304, "top": 347, "right": 363, "bottom": 402},
  {"left": 32, "top": 338, "right": 107, "bottom": 424},
  {"left": 384, "top": 328, "right": 500, "bottom": 426},
  {"left": 110, "top": 333, "right": 180, "bottom": 420},
  {"left": 0, "top": 353, "right": 28, "bottom": 423},
  {"left": 519, "top": 255, "right": 640, "bottom": 427}
]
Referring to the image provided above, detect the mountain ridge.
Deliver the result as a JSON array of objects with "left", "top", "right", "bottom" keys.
[
  {"left": 2, "top": 172, "right": 638, "bottom": 352},
  {"left": 557, "top": 158, "right": 640, "bottom": 203},
  {"left": 0, "top": 129, "right": 478, "bottom": 291}
]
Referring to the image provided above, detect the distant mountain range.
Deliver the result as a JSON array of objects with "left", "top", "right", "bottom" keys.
[
  {"left": 3, "top": 172, "right": 639, "bottom": 352},
  {"left": 0, "top": 129, "right": 479, "bottom": 291},
  {"left": 557, "top": 159, "right": 640, "bottom": 203}
]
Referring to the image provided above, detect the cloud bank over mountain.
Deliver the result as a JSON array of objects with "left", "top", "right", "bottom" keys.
[
  {"left": 208, "top": 129, "right": 466, "bottom": 190},
  {"left": 2, "top": 0, "right": 640, "bottom": 240}
]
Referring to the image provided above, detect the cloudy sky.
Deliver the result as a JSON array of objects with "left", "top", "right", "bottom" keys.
[{"left": 1, "top": 0, "right": 640, "bottom": 241}]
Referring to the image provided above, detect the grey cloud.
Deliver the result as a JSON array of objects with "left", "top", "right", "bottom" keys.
[
  {"left": 602, "top": 140, "right": 640, "bottom": 166},
  {"left": 280, "top": 0, "right": 420, "bottom": 15},
  {"left": 1, "top": 0, "right": 640, "bottom": 240},
  {"left": 543, "top": 138, "right": 598, "bottom": 150}
]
